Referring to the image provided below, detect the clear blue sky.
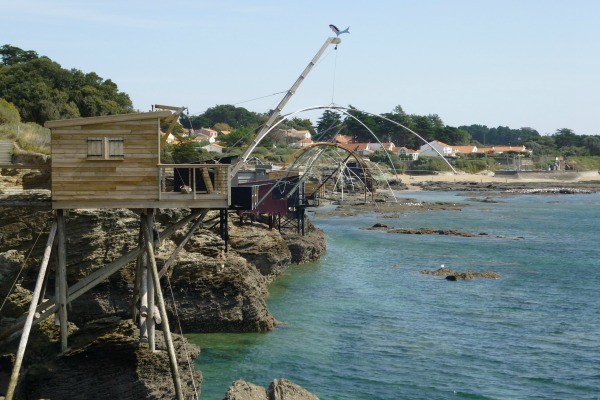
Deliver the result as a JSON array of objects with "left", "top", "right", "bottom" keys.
[{"left": 3, "top": 0, "right": 599, "bottom": 135}]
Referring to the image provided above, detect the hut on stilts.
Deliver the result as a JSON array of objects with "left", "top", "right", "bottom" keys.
[{"left": 2, "top": 110, "right": 231, "bottom": 400}]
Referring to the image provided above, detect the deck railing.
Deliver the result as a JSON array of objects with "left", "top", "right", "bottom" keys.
[{"left": 158, "top": 164, "right": 230, "bottom": 201}]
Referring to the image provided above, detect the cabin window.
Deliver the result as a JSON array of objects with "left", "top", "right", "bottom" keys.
[
  {"left": 87, "top": 138, "right": 103, "bottom": 158},
  {"left": 87, "top": 137, "right": 124, "bottom": 160},
  {"left": 108, "top": 138, "right": 124, "bottom": 159}
]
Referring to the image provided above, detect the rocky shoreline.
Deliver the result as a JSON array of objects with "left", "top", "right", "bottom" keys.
[
  {"left": 0, "top": 189, "right": 326, "bottom": 399},
  {"left": 2, "top": 172, "right": 598, "bottom": 399},
  {"left": 414, "top": 179, "right": 600, "bottom": 194}
]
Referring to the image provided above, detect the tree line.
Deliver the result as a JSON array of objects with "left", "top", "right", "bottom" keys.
[
  {"left": 0, "top": 44, "right": 133, "bottom": 125},
  {"left": 1, "top": 44, "right": 597, "bottom": 159}
]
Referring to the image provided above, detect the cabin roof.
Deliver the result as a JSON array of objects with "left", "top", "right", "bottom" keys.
[{"left": 44, "top": 111, "right": 173, "bottom": 128}]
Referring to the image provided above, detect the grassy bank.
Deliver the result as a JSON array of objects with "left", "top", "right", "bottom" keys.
[{"left": 0, "top": 122, "right": 50, "bottom": 155}]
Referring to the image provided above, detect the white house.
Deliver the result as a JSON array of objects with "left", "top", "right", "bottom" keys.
[
  {"left": 290, "top": 138, "right": 314, "bottom": 148},
  {"left": 369, "top": 142, "right": 396, "bottom": 152},
  {"left": 202, "top": 143, "right": 224, "bottom": 153},
  {"left": 396, "top": 147, "right": 420, "bottom": 160},
  {"left": 419, "top": 140, "right": 453, "bottom": 157},
  {"left": 286, "top": 129, "right": 312, "bottom": 140},
  {"left": 193, "top": 133, "right": 216, "bottom": 144}
]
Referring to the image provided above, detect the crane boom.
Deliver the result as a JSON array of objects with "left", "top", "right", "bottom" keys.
[{"left": 230, "top": 36, "right": 341, "bottom": 178}]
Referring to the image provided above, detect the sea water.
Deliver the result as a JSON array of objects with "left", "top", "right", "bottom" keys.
[{"left": 189, "top": 192, "right": 600, "bottom": 399}]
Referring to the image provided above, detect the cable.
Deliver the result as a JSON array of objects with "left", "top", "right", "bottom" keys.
[
  {"left": 0, "top": 221, "right": 48, "bottom": 312},
  {"left": 233, "top": 90, "right": 289, "bottom": 106},
  {"left": 331, "top": 48, "right": 338, "bottom": 104},
  {"left": 165, "top": 271, "right": 200, "bottom": 399}
]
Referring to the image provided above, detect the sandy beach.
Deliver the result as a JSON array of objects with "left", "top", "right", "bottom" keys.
[{"left": 398, "top": 171, "right": 600, "bottom": 191}]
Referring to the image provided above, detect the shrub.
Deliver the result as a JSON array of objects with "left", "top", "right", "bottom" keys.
[
  {"left": 412, "top": 156, "right": 453, "bottom": 172},
  {"left": 453, "top": 158, "right": 500, "bottom": 173},
  {"left": 0, "top": 98, "right": 20, "bottom": 124}
]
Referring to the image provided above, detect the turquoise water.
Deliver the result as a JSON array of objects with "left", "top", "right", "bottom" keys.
[{"left": 189, "top": 192, "right": 600, "bottom": 399}]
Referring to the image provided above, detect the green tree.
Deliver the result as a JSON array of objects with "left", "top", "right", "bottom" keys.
[
  {"left": 369, "top": 150, "right": 406, "bottom": 172},
  {"left": 0, "top": 98, "right": 20, "bottom": 123},
  {"left": 218, "top": 126, "right": 255, "bottom": 147},
  {"left": 170, "top": 140, "right": 206, "bottom": 163},
  {"left": 288, "top": 117, "right": 315, "bottom": 134},
  {"left": 583, "top": 136, "right": 600, "bottom": 156},
  {"left": 180, "top": 114, "right": 210, "bottom": 131},
  {"left": 459, "top": 124, "right": 490, "bottom": 145},
  {"left": 343, "top": 105, "right": 380, "bottom": 142},
  {"left": 433, "top": 126, "right": 471, "bottom": 145},
  {"left": 0, "top": 44, "right": 38, "bottom": 66},
  {"left": 553, "top": 128, "right": 581, "bottom": 148},
  {"left": 410, "top": 115, "right": 437, "bottom": 141},
  {"left": 316, "top": 110, "right": 343, "bottom": 138},
  {"left": 380, "top": 105, "right": 417, "bottom": 148},
  {"left": 213, "top": 122, "right": 232, "bottom": 132},
  {"left": 202, "top": 104, "right": 263, "bottom": 129},
  {"left": 0, "top": 45, "right": 133, "bottom": 124}
]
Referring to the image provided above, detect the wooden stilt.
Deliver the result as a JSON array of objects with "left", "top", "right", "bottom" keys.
[
  {"left": 139, "top": 266, "right": 148, "bottom": 342},
  {"left": 141, "top": 216, "right": 184, "bottom": 400},
  {"left": 56, "top": 210, "right": 68, "bottom": 352},
  {"left": 37, "top": 263, "right": 51, "bottom": 306},
  {"left": 1, "top": 209, "right": 204, "bottom": 344},
  {"left": 132, "top": 227, "right": 143, "bottom": 322},
  {"left": 145, "top": 211, "right": 156, "bottom": 351},
  {"left": 5, "top": 222, "right": 57, "bottom": 400}
]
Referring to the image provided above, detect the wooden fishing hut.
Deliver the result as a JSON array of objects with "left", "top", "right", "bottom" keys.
[
  {"left": 230, "top": 168, "right": 315, "bottom": 234},
  {"left": 3, "top": 110, "right": 230, "bottom": 400},
  {"left": 48, "top": 111, "right": 230, "bottom": 210}
]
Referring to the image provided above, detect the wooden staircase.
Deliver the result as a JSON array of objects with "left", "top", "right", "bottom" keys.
[{"left": 0, "top": 141, "right": 13, "bottom": 164}]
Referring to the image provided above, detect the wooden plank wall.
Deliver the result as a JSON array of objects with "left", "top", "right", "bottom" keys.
[{"left": 51, "top": 119, "right": 159, "bottom": 203}]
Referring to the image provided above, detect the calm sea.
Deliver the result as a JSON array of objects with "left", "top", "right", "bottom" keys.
[{"left": 189, "top": 192, "right": 600, "bottom": 399}]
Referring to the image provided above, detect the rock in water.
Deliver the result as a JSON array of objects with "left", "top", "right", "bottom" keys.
[{"left": 225, "top": 378, "right": 319, "bottom": 400}]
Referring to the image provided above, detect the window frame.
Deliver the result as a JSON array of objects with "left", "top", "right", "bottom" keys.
[{"left": 87, "top": 137, "right": 125, "bottom": 160}]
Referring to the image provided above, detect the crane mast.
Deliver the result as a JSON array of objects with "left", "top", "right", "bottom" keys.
[{"left": 230, "top": 36, "right": 341, "bottom": 178}]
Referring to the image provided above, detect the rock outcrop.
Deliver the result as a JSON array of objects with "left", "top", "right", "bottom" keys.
[
  {"left": 225, "top": 378, "right": 319, "bottom": 400},
  {"left": 0, "top": 189, "right": 327, "bottom": 398},
  {"left": 421, "top": 267, "right": 500, "bottom": 280},
  {"left": 12, "top": 318, "right": 201, "bottom": 400}
]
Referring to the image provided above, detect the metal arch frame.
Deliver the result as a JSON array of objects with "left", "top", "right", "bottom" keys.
[
  {"left": 234, "top": 104, "right": 457, "bottom": 175},
  {"left": 232, "top": 104, "right": 458, "bottom": 209},
  {"left": 284, "top": 141, "right": 376, "bottom": 194}
]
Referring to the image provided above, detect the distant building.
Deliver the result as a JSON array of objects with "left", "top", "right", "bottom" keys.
[
  {"left": 489, "top": 145, "right": 529, "bottom": 154},
  {"left": 452, "top": 145, "right": 478, "bottom": 156},
  {"left": 333, "top": 134, "right": 352, "bottom": 144},
  {"left": 290, "top": 138, "right": 314, "bottom": 148},
  {"left": 192, "top": 133, "right": 216, "bottom": 144},
  {"left": 286, "top": 129, "right": 312, "bottom": 140},
  {"left": 369, "top": 142, "right": 396, "bottom": 152},
  {"left": 202, "top": 143, "right": 225, "bottom": 153},
  {"left": 338, "top": 143, "right": 375, "bottom": 156},
  {"left": 396, "top": 147, "right": 420, "bottom": 160},
  {"left": 419, "top": 140, "right": 453, "bottom": 157}
]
